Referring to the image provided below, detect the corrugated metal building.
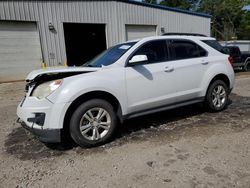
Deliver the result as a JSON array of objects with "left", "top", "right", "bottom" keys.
[{"left": 0, "top": 0, "right": 211, "bottom": 81}]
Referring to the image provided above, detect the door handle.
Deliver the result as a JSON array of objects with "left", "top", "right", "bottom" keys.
[
  {"left": 201, "top": 62, "right": 209, "bottom": 65},
  {"left": 164, "top": 67, "right": 174, "bottom": 72}
]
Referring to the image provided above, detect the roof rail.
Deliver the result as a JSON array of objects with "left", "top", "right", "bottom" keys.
[{"left": 162, "top": 33, "right": 207, "bottom": 37}]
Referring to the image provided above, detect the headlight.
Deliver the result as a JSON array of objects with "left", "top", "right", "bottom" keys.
[{"left": 32, "top": 79, "right": 63, "bottom": 99}]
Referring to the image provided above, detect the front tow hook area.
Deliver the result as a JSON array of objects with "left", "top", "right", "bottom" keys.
[{"left": 16, "top": 118, "right": 21, "bottom": 123}]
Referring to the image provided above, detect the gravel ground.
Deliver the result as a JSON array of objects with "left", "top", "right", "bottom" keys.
[{"left": 0, "top": 72, "right": 250, "bottom": 188}]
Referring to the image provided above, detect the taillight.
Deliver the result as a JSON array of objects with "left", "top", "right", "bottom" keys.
[{"left": 228, "top": 56, "right": 234, "bottom": 66}]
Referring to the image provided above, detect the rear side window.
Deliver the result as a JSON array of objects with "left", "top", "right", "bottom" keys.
[
  {"left": 169, "top": 40, "right": 207, "bottom": 60},
  {"left": 132, "top": 40, "right": 168, "bottom": 63},
  {"left": 202, "top": 40, "right": 225, "bottom": 54}
]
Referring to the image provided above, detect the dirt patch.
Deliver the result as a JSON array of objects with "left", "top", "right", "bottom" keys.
[{"left": 4, "top": 127, "right": 65, "bottom": 160}]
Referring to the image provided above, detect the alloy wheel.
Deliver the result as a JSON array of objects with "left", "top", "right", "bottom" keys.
[
  {"left": 212, "top": 85, "right": 226, "bottom": 108},
  {"left": 79, "top": 107, "right": 111, "bottom": 141}
]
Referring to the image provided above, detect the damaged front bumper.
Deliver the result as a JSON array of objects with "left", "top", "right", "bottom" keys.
[
  {"left": 16, "top": 94, "right": 70, "bottom": 143},
  {"left": 18, "top": 118, "right": 61, "bottom": 143}
]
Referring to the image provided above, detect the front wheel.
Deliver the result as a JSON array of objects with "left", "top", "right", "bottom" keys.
[
  {"left": 70, "top": 99, "right": 117, "bottom": 147},
  {"left": 205, "top": 80, "right": 229, "bottom": 112}
]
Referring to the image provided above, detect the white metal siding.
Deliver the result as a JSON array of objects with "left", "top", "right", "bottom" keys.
[
  {"left": 0, "top": 0, "right": 211, "bottom": 69},
  {"left": 116, "top": 2, "right": 211, "bottom": 41},
  {"left": 0, "top": 21, "right": 42, "bottom": 82},
  {"left": 126, "top": 25, "right": 156, "bottom": 41}
]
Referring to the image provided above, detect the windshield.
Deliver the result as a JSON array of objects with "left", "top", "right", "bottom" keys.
[{"left": 83, "top": 42, "right": 137, "bottom": 67}]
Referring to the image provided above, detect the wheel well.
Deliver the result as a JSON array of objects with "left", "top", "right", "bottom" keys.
[
  {"left": 62, "top": 91, "right": 122, "bottom": 139},
  {"left": 209, "top": 74, "right": 230, "bottom": 89}
]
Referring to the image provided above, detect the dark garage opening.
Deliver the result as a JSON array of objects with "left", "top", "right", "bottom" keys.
[{"left": 63, "top": 23, "right": 107, "bottom": 66}]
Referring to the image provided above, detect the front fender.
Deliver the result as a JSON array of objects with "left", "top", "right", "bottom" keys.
[{"left": 47, "top": 69, "right": 128, "bottom": 115}]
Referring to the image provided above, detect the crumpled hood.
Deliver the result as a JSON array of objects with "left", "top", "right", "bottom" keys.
[{"left": 26, "top": 66, "right": 101, "bottom": 81}]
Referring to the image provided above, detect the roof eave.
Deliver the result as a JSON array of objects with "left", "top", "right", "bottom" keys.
[{"left": 117, "top": 0, "right": 211, "bottom": 18}]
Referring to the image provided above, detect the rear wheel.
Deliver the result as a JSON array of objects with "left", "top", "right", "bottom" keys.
[
  {"left": 205, "top": 80, "right": 229, "bottom": 112},
  {"left": 70, "top": 99, "right": 117, "bottom": 147}
]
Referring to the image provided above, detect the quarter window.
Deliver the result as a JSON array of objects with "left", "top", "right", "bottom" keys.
[
  {"left": 202, "top": 40, "right": 225, "bottom": 53},
  {"left": 169, "top": 40, "right": 207, "bottom": 60},
  {"left": 131, "top": 40, "right": 168, "bottom": 63}
]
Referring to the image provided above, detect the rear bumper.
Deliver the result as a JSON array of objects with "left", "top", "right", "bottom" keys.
[{"left": 19, "top": 120, "right": 61, "bottom": 143}]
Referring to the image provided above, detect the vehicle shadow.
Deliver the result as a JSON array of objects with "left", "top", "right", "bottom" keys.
[
  {"left": 5, "top": 96, "right": 237, "bottom": 160},
  {"left": 117, "top": 103, "right": 206, "bottom": 138},
  {"left": 48, "top": 102, "right": 207, "bottom": 150}
]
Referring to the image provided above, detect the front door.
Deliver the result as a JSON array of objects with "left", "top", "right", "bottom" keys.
[{"left": 125, "top": 40, "right": 178, "bottom": 114}]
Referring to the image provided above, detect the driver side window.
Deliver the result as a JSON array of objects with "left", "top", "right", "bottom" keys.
[{"left": 132, "top": 40, "right": 168, "bottom": 64}]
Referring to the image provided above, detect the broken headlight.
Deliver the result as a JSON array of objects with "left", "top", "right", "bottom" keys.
[{"left": 32, "top": 79, "right": 63, "bottom": 99}]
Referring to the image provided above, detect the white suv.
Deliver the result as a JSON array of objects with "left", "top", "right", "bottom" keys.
[{"left": 17, "top": 35, "right": 235, "bottom": 147}]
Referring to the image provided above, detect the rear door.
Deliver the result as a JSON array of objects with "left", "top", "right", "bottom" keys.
[{"left": 167, "top": 39, "right": 209, "bottom": 101}]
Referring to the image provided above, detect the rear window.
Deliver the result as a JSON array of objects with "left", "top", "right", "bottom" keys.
[
  {"left": 223, "top": 46, "right": 241, "bottom": 56},
  {"left": 229, "top": 47, "right": 240, "bottom": 56},
  {"left": 202, "top": 40, "right": 225, "bottom": 54}
]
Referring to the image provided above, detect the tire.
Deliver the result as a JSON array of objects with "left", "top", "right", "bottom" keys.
[
  {"left": 244, "top": 61, "right": 250, "bottom": 72},
  {"left": 205, "top": 80, "right": 229, "bottom": 112},
  {"left": 70, "top": 99, "right": 117, "bottom": 147}
]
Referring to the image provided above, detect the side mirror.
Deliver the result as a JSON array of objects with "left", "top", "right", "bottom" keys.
[{"left": 129, "top": 55, "right": 148, "bottom": 64}]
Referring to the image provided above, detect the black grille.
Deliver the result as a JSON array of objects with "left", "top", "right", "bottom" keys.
[{"left": 25, "top": 84, "right": 29, "bottom": 92}]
